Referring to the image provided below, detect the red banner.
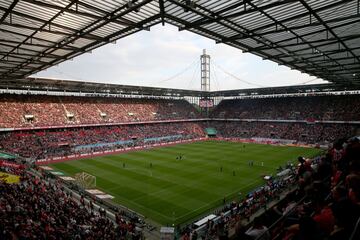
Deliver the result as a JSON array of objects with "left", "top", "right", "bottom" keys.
[{"left": 0, "top": 160, "right": 24, "bottom": 169}]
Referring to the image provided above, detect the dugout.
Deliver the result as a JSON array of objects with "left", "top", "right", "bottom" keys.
[{"left": 205, "top": 128, "right": 217, "bottom": 137}]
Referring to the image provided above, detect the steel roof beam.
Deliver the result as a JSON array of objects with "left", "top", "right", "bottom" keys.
[
  {"left": 20, "top": 0, "right": 140, "bottom": 28},
  {"left": 223, "top": 17, "right": 360, "bottom": 46},
  {"left": 219, "top": 1, "right": 352, "bottom": 43},
  {"left": 267, "top": 21, "right": 360, "bottom": 46},
  {"left": 303, "top": 62, "right": 360, "bottom": 69},
  {"left": 179, "top": 0, "right": 298, "bottom": 31},
  {"left": 0, "top": 42, "right": 61, "bottom": 57},
  {"left": 313, "top": 69, "right": 360, "bottom": 74},
  {"left": 1, "top": 0, "right": 154, "bottom": 79},
  {"left": 249, "top": 0, "right": 352, "bottom": 34},
  {"left": 0, "top": 6, "right": 101, "bottom": 40},
  {"left": 299, "top": 0, "right": 360, "bottom": 64},
  {"left": 0, "top": 28, "right": 62, "bottom": 46},
  {"left": 244, "top": 1, "right": 342, "bottom": 80},
  {"left": 249, "top": 14, "right": 360, "bottom": 38},
  {"left": 159, "top": 0, "right": 165, "bottom": 26},
  {"left": 0, "top": 59, "right": 22, "bottom": 64},
  {"left": 306, "top": 65, "right": 360, "bottom": 71},
  {"left": 274, "top": 46, "right": 360, "bottom": 59},
  {"left": 0, "top": 39, "right": 80, "bottom": 51},
  {"left": 288, "top": 56, "right": 357, "bottom": 65},
  {"left": 254, "top": 34, "right": 360, "bottom": 52},
  {"left": 1, "top": 66, "right": 31, "bottom": 70},
  {"left": 0, "top": 0, "right": 80, "bottom": 76},
  {"left": 0, "top": 22, "right": 101, "bottom": 41},
  {"left": 0, "top": 59, "right": 34, "bottom": 65},
  {"left": 0, "top": 51, "right": 58, "bottom": 60},
  {"left": 0, "top": 0, "right": 19, "bottom": 25},
  {"left": 75, "top": 0, "right": 149, "bottom": 30}
]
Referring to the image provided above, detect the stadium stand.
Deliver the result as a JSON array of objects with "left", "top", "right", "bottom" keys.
[
  {"left": 0, "top": 166, "right": 141, "bottom": 240},
  {"left": 0, "top": 94, "right": 200, "bottom": 128},
  {"left": 211, "top": 95, "right": 360, "bottom": 121},
  {"left": 212, "top": 121, "right": 356, "bottom": 143},
  {"left": 4, "top": 94, "right": 359, "bottom": 129}
]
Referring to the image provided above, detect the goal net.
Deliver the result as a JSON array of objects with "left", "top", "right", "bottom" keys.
[{"left": 74, "top": 172, "right": 96, "bottom": 189}]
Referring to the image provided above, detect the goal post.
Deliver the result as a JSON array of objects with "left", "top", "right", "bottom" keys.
[{"left": 74, "top": 172, "right": 96, "bottom": 189}]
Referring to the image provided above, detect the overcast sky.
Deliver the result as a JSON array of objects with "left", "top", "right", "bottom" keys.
[{"left": 33, "top": 23, "right": 327, "bottom": 91}]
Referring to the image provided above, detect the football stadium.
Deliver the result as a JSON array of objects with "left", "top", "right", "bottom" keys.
[{"left": 0, "top": 1, "right": 360, "bottom": 240}]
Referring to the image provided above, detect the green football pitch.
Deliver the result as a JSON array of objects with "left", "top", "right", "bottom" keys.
[{"left": 49, "top": 141, "right": 322, "bottom": 225}]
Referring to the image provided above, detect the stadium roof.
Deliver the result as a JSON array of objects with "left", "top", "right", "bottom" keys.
[
  {"left": 2, "top": 77, "right": 359, "bottom": 97},
  {"left": 2, "top": 76, "right": 203, "bottom": 96},
  {"left": 0, "top": 0, "right": 360, "bottom": 85},
  {"left": 209, "top": 83, "right": 360, "bottom": 97}
]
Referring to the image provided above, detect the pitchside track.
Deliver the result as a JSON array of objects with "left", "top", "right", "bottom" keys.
[{"left": 49, "top": 141, "right": 321, "bottom": 225}]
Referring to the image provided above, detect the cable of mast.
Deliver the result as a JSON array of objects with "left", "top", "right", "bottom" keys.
[
  {"left": 211, "top": 59, "right": 265, "bottom": 88},
  {"left": 156, "top": 59, "right": 200, "bottom": 84},
  {"left": 187, "top": 59, "right": 200, "bottom": 90},
  {"left": 300, "top": 77, "right": 319, "bottom": 85},
  {"left": 211, "top": 62, "right": 221, "bottom": 91}
]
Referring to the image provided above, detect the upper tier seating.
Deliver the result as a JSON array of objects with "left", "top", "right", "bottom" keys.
[
  {"left": 0, "top": 94, "right": 200, "bottom": 128},
  {"left": 211, "top": 95, "right": 360, "bottom": 121}
]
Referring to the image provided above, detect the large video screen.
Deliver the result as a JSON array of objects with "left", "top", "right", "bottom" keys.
[{"left": 199, "top": 99, "right": 214, "bottom": 108}]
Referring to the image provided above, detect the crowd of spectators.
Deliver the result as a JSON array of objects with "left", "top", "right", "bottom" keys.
[
  {"left": 0, "top": 167, "right": 140, "bottom": 239},
  {"left": 211, "top": 95, "right": 360, "bottom": 121},
  {"left": 0, "top": 94, "right": 200, "bottom": 128},
  {"left": 212, "top": 121, "right": 357, "bottom": 143},
  {"left": 4, "top": 93, "right": 360, "bottom": 129},
  {"left": 262, "top": 136, "right": 360, "bottom": 240},
  {"left": 0, "top": 122, "right": 205, "bottom": 159}
]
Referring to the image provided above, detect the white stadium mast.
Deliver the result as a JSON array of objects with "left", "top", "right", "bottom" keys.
[
  {"left": 200, "top": 49, "right": 212, "bottom": 117},
  {"left": 200, "top": 49, "right": 210, "bottom": 92}
]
